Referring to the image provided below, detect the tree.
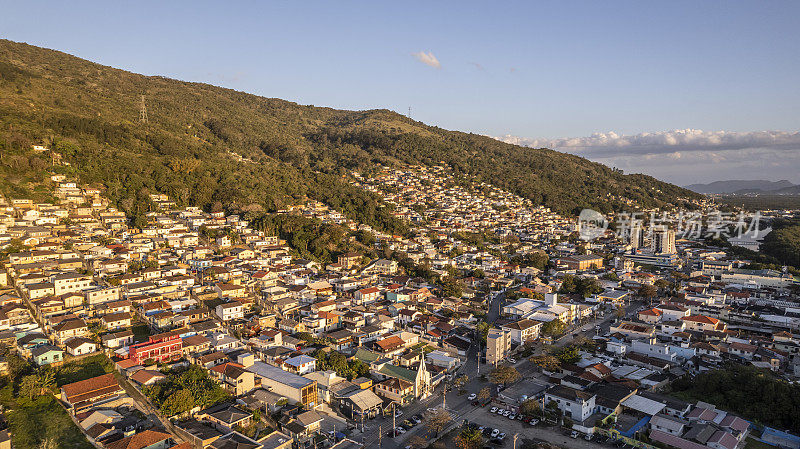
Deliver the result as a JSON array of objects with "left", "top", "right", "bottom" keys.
[
  {"left": 424, "top": 408, "right": 452, "bottom": 437},
  {"left": 160, "top": 388, "right": 194, "bottom": 417},
  {"left": 475, "top": 321, "right": 489, "bottom": 344},
  {"left": 142, "top": 365, "right": 230, "bottom": 417},
  {"left": 638, "top": 284, "right": 658, "bottom": 301},
  {"left": 440, "top": 277, "right": 464, "bottom": 298},
  {"left": 654, "top": 279, "right": 670, "bottom": 290},
  {"left": 558, "top": 275, "right": 576, "bottom": 294},
  {"left": 7, "top": 353, "right": 32, "bottom": 378},
  {"left": 531, "top": 355, "right": 561, "bottom": 372},
  {"left": 541, "top": 319, "right": 566, "bottom": 337},
  {"left": 488, "top": 365, "right": 521, "bottom": 385},
  {"left": 38, "top": 369, "right": 56, "bottom": 393},
  {"left": 602, "top": 271, "right": 619, "bottom": 281},
  {"left": 408, "top": 436, "right": 428, "bottom": 449},
  {"left": 477, "top": 387, "right": 491, "bottom": 401},
  {"left": 454, "top": 426, "right": 484, "bottom": 449},
  {"left": 19, "top": 375, "right": 40, "bottom": 400},
  {"left": 296, "top": 332, "right": 316, "bottom": 344},
  {"left": 554, "top": 346, "right": 581, "bottom": 364},
  {"left": 520, "top": 398, "right": 540, "bottom": 416},
  {"left": 452, "top": 375, "right": 469, "bottom": 389}
]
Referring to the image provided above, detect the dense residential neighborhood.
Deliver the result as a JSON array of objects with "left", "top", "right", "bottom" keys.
[{"left": 0, "top": 160, "right": 799, "bottom": 449}]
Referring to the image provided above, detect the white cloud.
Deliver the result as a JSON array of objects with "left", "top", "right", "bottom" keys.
[
  {"left": 495, "top": 129, "right": 800, "bottom": 184},
  {"left": 496, "top": 129, "right": 800, "bottom": 157},
  {"left": 412, "top": 51, "right": 441, "bottom": 69}
]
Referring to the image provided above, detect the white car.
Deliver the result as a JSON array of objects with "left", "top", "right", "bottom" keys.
[
  {"left": 507, "top": 358, "right": 517, "bottom": 364},
  {"left": 396, "top": 427, "right": 406, "bottom": 434},
  {"left": 468, "top": 393, "right": 477, "bottom": 401},
  {"left": 502, "top": 410, "right": 511, "bottom": 417},
  {"left": 529, "top": 419, "right": 539, "bottom": 426},
  {"left": 570, "top": 431, "right": 579, "bottom": 439},
  {"left": 491, "top": 429, "right": 500, "bottom": 438},
  {"left": 490, "top": 406, "right": 498, "bottom": 413},
  {"left": 508, "top": 414, "right": 516, "bottom": 420}
]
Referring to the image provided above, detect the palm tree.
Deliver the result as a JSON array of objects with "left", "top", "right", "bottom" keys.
[{"left": 38, "top": 369, "right": 56, "bottom": 393}]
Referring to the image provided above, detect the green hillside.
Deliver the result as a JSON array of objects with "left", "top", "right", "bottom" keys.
[{"left": 0, "top": 39, "right": 701, "bottom": 230}]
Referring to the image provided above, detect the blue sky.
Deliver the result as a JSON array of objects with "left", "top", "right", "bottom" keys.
[{"left": 2, "top": 1, "right": 799, "bottom": 184}]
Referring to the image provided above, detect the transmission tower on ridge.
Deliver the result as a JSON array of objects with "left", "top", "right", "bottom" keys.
[{"left": 139, "top": 94, "right": 148, "bottom": 124}]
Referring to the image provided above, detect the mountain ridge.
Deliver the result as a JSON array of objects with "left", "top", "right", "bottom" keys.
[
  {"left": 0, "top": 39, "right": 701, "bottom": 229},
  {"left": 685, "top": 179, "right": 796, "bottom": 194}
]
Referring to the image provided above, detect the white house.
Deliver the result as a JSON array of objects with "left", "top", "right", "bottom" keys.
[
  {"left": 215, "top": 301, "right": 245, "bottom": 321},
  {"left": 544, "top": 385, "right": 597, "bottom": 423}
]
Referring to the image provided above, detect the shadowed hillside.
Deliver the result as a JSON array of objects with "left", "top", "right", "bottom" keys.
[{"left": 0, "top": 39, "right": 701, "bottom": 229}]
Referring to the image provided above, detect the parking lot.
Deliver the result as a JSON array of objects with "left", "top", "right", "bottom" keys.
[{"left": 460, "top": 404, "right": 621, "bottom": 449}]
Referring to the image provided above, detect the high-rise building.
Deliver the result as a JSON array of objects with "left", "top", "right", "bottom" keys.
[
  {"left": 651, "top": 227, "right": 676, "bottom": 254},
  {"left": 486, "top": 328, "right": 510, "bottom": 367},
  {"left": 630, "top": 225, "right": 645, "bottom": 249}
]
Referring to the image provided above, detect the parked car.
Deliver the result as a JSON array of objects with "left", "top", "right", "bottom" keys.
[
  {"left": 570, "top": 431, "right": 579, "bottom": 439},
  {"left": 502, "top": 410, "right": 511, "bottom": 417},
  {"left": 490, "top": 407, "right": 498, "bottom": 413},
  {"left": 497, "top": 433, "right": 507, "bottom": 440},
  {"left": 468, "top": 393, "right": 477, "bottom": 401},
  {"left": 508, "top": 414, "right": 516, "bottom": 420},
  {"left": 491, "top": 429, "right": 500, "bottom": 438},
  {"left": 585, "top": 433, "right": 593, "bottom": 441},
  {"left": 395, "top": 410, "right": 403, "bottom": 417},
  {"left": 507, "top": 358, "right": 517, "bottom": 364},
  {"left": 529, "top": 419, "right": 539, "bottom": 426},
  {"left": 412, "top": 415, "right": 422, "bottom": 424}
]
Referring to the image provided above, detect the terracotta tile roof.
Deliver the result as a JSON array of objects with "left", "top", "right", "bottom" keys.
[
  {"left": 61, "top": 373, "right": 123, "bottom": 407},
  {"left": 681, "top": 315, "right": 720, "bottom": 325},
  {"left": 376, "top": 335, "right": 404, "bottom": 351},
  {"left": 104, "top": 430, "right": 172, "bottom": 449},
  {"left": 639, "top": 308, "right": 662, "bottom": 316}
]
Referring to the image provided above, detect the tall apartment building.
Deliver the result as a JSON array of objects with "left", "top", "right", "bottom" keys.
[
  {"left": 630, "top": 225, "right": 645, "bottom": 249},
  {"left": 486, "top": 328, "right": 510, "bottom": 367},
  {"left": 651, "top": 227, "right": 676, "bottom": 254}
]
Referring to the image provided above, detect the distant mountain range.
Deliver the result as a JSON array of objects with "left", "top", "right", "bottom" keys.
[{"left": 685, "top": 180, "right": 800, "bottom": 194}]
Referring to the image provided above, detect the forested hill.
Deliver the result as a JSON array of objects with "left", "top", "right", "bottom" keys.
[{"left": 0, "top": 39, "right": 700, "bottom": 230}]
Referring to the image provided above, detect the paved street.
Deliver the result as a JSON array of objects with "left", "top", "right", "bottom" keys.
[{"left": 356, "top": 294, "right": 644, "bottom": 448}]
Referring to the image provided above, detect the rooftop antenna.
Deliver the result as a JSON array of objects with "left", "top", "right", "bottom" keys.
[{"left": 139, "top": 94, "right": 148, "bottom": 124}]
